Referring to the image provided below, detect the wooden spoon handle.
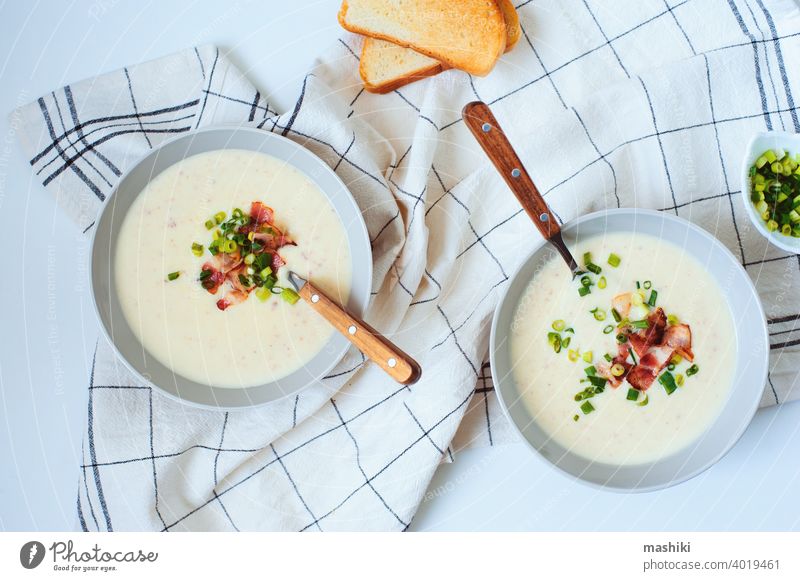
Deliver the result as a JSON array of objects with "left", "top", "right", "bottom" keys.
[
  {"left": 462, "top": 101, "right": 561, "bottom": 241},
  {"left": 298, "top": 281, "right": 421, "bottom": 385}
]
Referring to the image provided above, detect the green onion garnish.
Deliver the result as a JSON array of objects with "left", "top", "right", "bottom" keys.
[
  {"left": 630, "top": 319, "right": 649, "bottom": 330},
  {"left": 281, "top": 287, "right": 301, "bottom": 305},
  {"left": 166, "top": 271, "right": 180, "bottom": 281},
  {"left": 616, "top": 333, "right": 628, "bottom": 343},
  {"left": 611, "top": 308, "right": 621, "bottom": 323},
  {"left": 564, "top": 327, "right": 574, "bottom": 334},
  {"left": 607, "top": 253, "right": 621, "bottom": 268},
  {"left": 255, "top": 286, "right": 271, "bottom": 302},
  {"left": 238, "top": 274, "right": 251, "bottom": 287},
  {"left": 584, "top": 365, "right": 596, "bottom": 376},
  {"left": 586, "top": 262, "right": 602, "bottom": 275},
  {"left": 573, "top": 414, "right": 579, "bottom": 422},
  {"left": 244, "top": 253, "right": 256, "bottom": 265},
  {"left": 580, "top": 275, "right": 592, "bottom": 287},
  {"left": 578, "top": 286, "right": 591, "bottom": 297},
  {"left": 580, "top": 401, "right": 595, "bottom": 415},
  {"left": 588, "top": 376, "right": 607, "bottom": 388},
  {"left": 659, "top": 371, "right": 678, "bottom": 395},
  {"left": 590, "top": 308, "right": 606, "bottom": 321},
  {"left": 686, "top": 364, "right": 699, "bottom": 376},
  {"left": 199, "top": 269, "right": 213, "bottom": 280},
  {"left": 598, "top": 276, "right": 607, "bottom": 289},
  {"left": 583, "top": 251, "right": 592, "bottom": 265},
  {"left": 191, "top": 242, "right": 204, "bottom": 257},
  {"left": 647, "top": 290, "right": 658, "bottom": 307},
  {"left": 552, "top": 319, "right": 566, "bottom": 331},
  {"left": 626, "top": 388, "right": 639, "bottom": 402},
  {"left": 214, "top": 211, "right": 226, "bottom": 224},
  {"left": 582, "top": 351, "right": 593, "bottom": 363},
  {"left": 603, "top": 325, "right": 614, "bottom": 334},
  {"left": 635, "top": 281, "right": 641, "bottom": 289},
  {"left": 603, "top": 353, "right": 612, "bottom": 362},
  {"left": 667, "top": 314, "right": 679, "bottom": 326},
  {"left": 204, "top": 219, "right": 215, "bottom": 230},
  {"left": 637, "top": 393, "right": 649, "bottom": 407},
  {"left": 676, "top": 373, "right": 685, "bottom": 386},
  {"left": 643, "top": 280, "right": 652, "bottom": 290}
]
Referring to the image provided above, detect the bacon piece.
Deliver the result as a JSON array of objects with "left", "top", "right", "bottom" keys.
[
  {"left": 250, "top": 201, "right": 274, "bottom": 225},
  {"left": 626, "top": 307, "right": 668, "bottom": 357},
  {"left": 252, "top": 227, "right": 296, "bottom": 251},
  {"left": 213, "top": 250, "right": 243, "bottom": 274},
  {"left": 216, "top": 290, "right": 248, "bottom": 311},
  {"left": 200, "top": 263, "right": 225, "bottom": 295},
  {"left": 611, "top": 293, "right": 632, "bottom": 319},
  {"left": 626, "top": 345, "right": 674, "bottom": 391},
  {"left": 663, "top": 324, "right": 694, "bottom": 361},
  {"left": 271, "top": 253, "right": 285, "bottom": 272}
]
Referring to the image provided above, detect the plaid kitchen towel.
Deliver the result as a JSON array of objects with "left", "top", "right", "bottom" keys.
[{"left": 12, "top": 0, "right": 800, "bottom": 531}]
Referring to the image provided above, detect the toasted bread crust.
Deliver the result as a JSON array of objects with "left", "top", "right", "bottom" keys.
[
  {"left": 497, "top": 0, "right": 521, "bottom": 51},
  {"left": 339, "top": 0, "right": 506, "bottom": 76}
]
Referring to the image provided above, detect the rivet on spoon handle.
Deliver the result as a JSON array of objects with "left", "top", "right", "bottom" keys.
[{"left": 290, "top": 274, "right": 421, "bottom": 385}]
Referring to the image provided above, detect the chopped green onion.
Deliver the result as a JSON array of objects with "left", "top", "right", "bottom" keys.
[
  {"left": 214, "top": 211, "right": 226, "bottom": 224},
  {"left": 583, "top": 251, "right": 592, "bottom": 265},
  {"left": 597, "top": 276, "right": 607, "bottom": 289},
  {"left": 667, "top": 314, "right": 679, "bottom": 326},
  {"left": 561, "top": 336, "right": 571, "bottom": 349},
  {"left": 616, "top": 333, "right": 628, "bottom": 344},
  {"left": 256, "top": 286, "right": 271, "bottom": 302},
  {"left": 686, "top": 364, "right": 699, "bottom": 377},
  {"left": 582, "top": 351, "right": 593, "bottom": 363},
  {"left": 587, "top": 376, "right": 607, "bottom": 388},
  {"left": 586, "top": 262, "right": 602, "bottom": 275},
  {"left": 166, "top": 271, "right": 180, "bottom": 281},
  {"left": 578, "top": 286, "right": 591, "bottom": 297},
  {"left": 238, "top": 274, "right": 251, "bottom": 287},
  {"left": 552, "top": 319, "right": 566, "bottom": 331},
  {"left": 580, "top": 401, "right": 595, "bottom": 415},
  {"left": 584, "top": 365, "right": 596, "bottom": 376},
  {"left": 630, "top": 319, "right": 649, "bottom": 329},
  {"left": 603, "top": 325, "right": 614, "bottom": 334},
  {"left": 643, "top": 280, "right": 652, "bottom": 290},
  {"left": 676, "top": 373, "right": 685, "bottom": 386},
  {"left": 637, "top": 393, "right": 649, "bottom": 407},
  {"left": 564, "top": 327, "right": 575, "bottom": 334},
  {"left": 191, "top": 242, "right": 204, "bottom": 257},
  {"left": 667, "top": 363, "right": 676, "bottom": 372},
  {"left": 647, "top": 290, "right": 658, "bottom": 307},
  {"left": 626, "top": 388, "right": 639, "bottom": 402},
  {"left": 199, "top": 269, "right": 213, "bottom": 281},
  {"left": 659, "top": 371, "right": 678, "bottom": 395},
  {"left": 573, "top": 414, "right": 579, "bottom": 422},
  {"left": 281, "top": 288, "right": 301, "bottom": 305},
  {"left": 568, "top": 349, "right": 580, "bottom": 362},
  {"left": 611, "top": 363, "right": 625, "bottom": 377},
  {"left": 611, "top": 308, "right": 621, "bottom": 323},
  {"left": 244, "top": 253, "right": 256, "bottom": 265},
  {"left": 607, "top": 253, "right": 621, "bottom": 268},
  {"left": 204, "top": 219, "right": 215, "bottom": 230},
  {"left": 591, "top": 308, "right": 606, "bottom": 321},
  {"left": 603, "top": 353, "right": 613, "bottom": 362},
  {"left": 635, "top": 281, "right": 641, "bottom": 289},
  {"left": 580, "top": 275, "right": 592, "bottom": 287}
]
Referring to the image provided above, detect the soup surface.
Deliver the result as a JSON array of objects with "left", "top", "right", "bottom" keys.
[
  {"left": 509, "top": 232, "right": 737, "bottom": 465},
  {"left": 115, "top": 149, "right": 352, "bottom": 388}
]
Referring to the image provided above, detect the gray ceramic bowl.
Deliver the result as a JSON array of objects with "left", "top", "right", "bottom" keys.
[
  {"left": 491, "top": 209, "right": 768, "bottom": 491},
  {"left": 91, "top": 126, "right": 372, "bottom": 409}
]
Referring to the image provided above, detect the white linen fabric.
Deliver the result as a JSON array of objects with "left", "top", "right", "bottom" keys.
[{"left": 12, "top": 0, "right": 800, "bottom": 531}]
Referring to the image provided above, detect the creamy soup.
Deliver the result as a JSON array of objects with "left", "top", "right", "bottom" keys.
[
  {"left": 509, "top": 232, "right": 737, "bottom": 465},
  {"left": 115, "top": 150, "right": 352, "bottom": 388}
]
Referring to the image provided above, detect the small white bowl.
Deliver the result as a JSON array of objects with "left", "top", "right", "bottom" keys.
[{"left": 741, "top": 131, "right": 800, "bottom": 253}]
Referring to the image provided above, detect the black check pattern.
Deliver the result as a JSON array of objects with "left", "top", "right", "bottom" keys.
[{"left": 12, "top": 1, "right": 800, "bottom": 531}]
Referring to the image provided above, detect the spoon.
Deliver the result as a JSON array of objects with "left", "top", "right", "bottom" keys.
[
  {"left": 287, "top": 271, "right": 422, "bottom": 385},
  {"left": 462, "top": 101, "right": 584, "bottom": 278}
]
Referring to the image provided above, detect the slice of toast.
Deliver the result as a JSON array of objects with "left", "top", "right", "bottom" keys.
[
  {"left": 358, "top": 0, "right": 521, "bottom": 94},
  {"left": 339, "top": 0, "right": 506, "bottom": 76},
  {"left": 360, "top": 38, "right": 444, "bottom": 94}
]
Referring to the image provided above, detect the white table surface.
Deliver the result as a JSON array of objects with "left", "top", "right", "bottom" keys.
[{"left": 2, "top": 0, "right": 799, "bottom": 532}]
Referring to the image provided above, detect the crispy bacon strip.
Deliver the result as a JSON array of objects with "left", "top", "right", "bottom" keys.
[
  {"left": 213, "top": 250, "right": 243, "bottom": 274},
  {"left": 611, "top": 292, "right": 632, "bottom": 319},
  {"left": 627, "top": 307, "right": 667, "bottom": 357},
  {"left": 250, "top": 201, "right": 274, "bottom": 225},
  {"left": 200, "top": 263, "right": 225, "bottom": 295},
  {"left": 663, "top": 324, "right": 694, "bottom": 362},
  {"left": 216, "top": 290, "right": 248, "bottom": 311},
  {"left": 626, "top": 345, "right": 673, "bottom": 391}
]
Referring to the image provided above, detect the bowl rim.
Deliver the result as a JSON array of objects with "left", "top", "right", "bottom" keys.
[
  {"left": 740, "top": 130, "right": 800, "bottom": 253},
  {"left": 490, "top": 208, "right": 769, "bottom": 492},
  {"left": 89, "top": 125, "right": 373, "bottom": 410}
]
